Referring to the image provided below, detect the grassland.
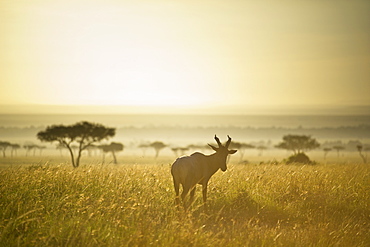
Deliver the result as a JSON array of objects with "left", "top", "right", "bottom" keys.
[{"left": 0, "top": 157, "right": 369, "bottom": 246}]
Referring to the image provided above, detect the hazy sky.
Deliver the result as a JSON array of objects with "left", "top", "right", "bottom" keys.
[{"left": 1, "top": 0, "right": 369, "bottom": 114}]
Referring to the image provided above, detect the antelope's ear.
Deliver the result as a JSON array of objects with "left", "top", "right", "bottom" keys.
[
  {"left": 208, "top": 144, "right": 218, "bottom": 151},
  {"left": 228, "top": 149, "right": 237, "bottom": 154}
]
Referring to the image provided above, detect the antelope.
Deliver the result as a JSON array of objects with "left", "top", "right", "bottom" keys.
[{"left": 171, "top": 135, "right": 237, "bottom": 209}]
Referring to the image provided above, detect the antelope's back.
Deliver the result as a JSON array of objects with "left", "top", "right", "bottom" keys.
[
  {"left": 171, "top": 156, "right": 193, "bottom": 178},
  {"left": 171, "top": 153, "right": 206, "bottom": 184}
]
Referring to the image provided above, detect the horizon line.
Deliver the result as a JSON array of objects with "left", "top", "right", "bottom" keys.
[{"left": 0, "top": 104, "right": 369, "bottom": 116}]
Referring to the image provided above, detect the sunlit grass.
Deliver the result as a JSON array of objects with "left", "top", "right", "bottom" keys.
[{"left": 0, "top": 159, "right": 369, "bottom": 246}]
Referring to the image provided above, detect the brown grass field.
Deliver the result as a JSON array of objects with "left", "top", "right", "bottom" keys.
[{"left": 0, "top": 156, "right": 369, "bottom": 246}]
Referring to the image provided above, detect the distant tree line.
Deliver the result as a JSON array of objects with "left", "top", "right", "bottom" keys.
[
  {"left": 2, "top": 121, "right": 369, "bottom": 166},
  {"left": 0, "top": 141, "right": 48, "bottom": 158},
  {"left": 2, "top": 124, "right": 370, "bottom": 145},
  {"left": 0, "top": 141, "right": 20, "bottom": 158}
]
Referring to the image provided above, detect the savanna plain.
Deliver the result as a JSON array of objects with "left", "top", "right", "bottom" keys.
[{"left": 0, "top": 156, "right": 369, "bottom": 247}]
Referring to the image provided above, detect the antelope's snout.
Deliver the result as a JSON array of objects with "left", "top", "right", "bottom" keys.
[{"left": 221, "top": 166, "right": 227, "bottom": 172}]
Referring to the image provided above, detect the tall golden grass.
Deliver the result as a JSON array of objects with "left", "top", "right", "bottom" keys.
[{"left": 0, "top": 158, "right": 369, "bottom": 246}]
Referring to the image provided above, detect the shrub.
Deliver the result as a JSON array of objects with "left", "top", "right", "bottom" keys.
[{"left": 286, "top": 152, "right": 314, "bottom": 164}]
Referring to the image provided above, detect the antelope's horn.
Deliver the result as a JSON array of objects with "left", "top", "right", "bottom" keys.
[
  {"left": 214, "top": 135, "right": 222, "bottom": 147},
  {"left": 226, "top": 135, "right": 232, "bottom": 148}
]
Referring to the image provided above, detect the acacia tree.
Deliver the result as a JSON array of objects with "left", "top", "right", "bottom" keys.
[
  {"left": 10, "top": 144, "right": 21, "bottom": 157},
  {"left": 275, "top": 135, "right": 320, "bottom": 154},
  {"left": 257, "top": 145, "right": 267, "bottom": 156},
  {"left": 171, "top": 147, "right": 189, "bottom": 157},
  {"left": 100, "top": 142, "right": 124, "bottom": 164},
  {"left": 138, "top": 143, "right": 150, "bottom": 157},
  {"left": 0, "top": 141, "right": 11, "bottom": 158},
  {"left": 24, "top": 143, "right": 37, "bottom": 157},
  {"left": 229, "top": 142, "right": 255, "bottom": 162},
  {"left": 333, "top": 145, "right": 345, "bottom": 157},
  {"left": 150, "top": 141, "right": 167, "bottom": 158},
  {"left": 323, "top": 148, "right": 331, "bottom": 160},
  {"left": 275, "top": 135, "right": 320, "bottom": 164},
  {"left": 37, "top": 121, "right": 115, "bottom": 168},
  {"left": 356, "top": 145, "right": 367, "bottom": 164},
  {"left": 186, "top": 144, "right": 207, "bottom": 152}
]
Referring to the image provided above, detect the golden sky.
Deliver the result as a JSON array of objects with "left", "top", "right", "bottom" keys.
[{"left": 1, "top": 0, "right": 369, "bottom": 114}]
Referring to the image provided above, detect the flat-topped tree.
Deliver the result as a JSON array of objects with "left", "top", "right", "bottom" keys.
[
  {"left": 37, "top": 121, "right": 115, "bottom": 168},
  {"left": 99, "top": 142, "right": 124, "bottom": 164},
  {"left": 138, "top": 143, "right": 150, "bottom": 157},
  {"left": 333, "top": 145, "right": 345, "bottom": 157},
  {"left": 24, "top": 143, "right": 37, "bottom": 156},
  {"left": 275, "top": 135, "right": 320, "bottom": 155},
  {"left": 10, "top": 144, "right": 20, "bottom": 157},
  {"left": 171, "top": 147, "right": 189, "bottom": 157},
  {"left": 0, "top": 141, "right": 11, "bottom": 158},
  {"left": 150, "top": 141, "right": 167, "bottom": 158},
  {"left": 356, "top": 145, "right": 368, "bottom": 164},
  {"left": 323, "top": 148, "right": 332, "bottom": 160},
  {"left": 229, "top": 142, "right": 255, "bottom": 162},
  {"left": 275, "top": 134, "right": 320, "bottom": 164}
]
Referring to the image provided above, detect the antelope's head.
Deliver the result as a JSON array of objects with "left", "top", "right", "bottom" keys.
[{"left": 208, "top": 135, "right": 237, "bottom": 171}]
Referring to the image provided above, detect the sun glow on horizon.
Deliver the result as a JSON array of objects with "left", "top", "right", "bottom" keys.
[{"left": 3, "top": 1, "right": 219, "bottom": 107}]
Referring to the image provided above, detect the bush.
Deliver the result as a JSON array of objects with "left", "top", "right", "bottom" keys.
[{"left": 286, "top": 152, "right": 314, "bottom": 164}]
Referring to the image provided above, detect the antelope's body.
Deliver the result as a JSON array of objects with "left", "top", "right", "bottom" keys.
[{"left": 171, "top": 135, "right": 237, "bottom": 208}]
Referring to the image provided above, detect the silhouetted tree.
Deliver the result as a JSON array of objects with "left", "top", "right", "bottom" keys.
[
  {"left": 138, "top": 143, "right": 150, "bottom": 157},
  {"left": 171, "top": 147, "right": 189, "bottom": 157},
  {"left": 0, "top": 141, "right": 11, "bottom": 158},
  {"left": 332, "top": 145, "right": 345, "bottom": 157},
  {"left": 24, "top": 143, "right": 37, "bottom": 156},
  {"left": 37, "top": 121, "right": 115, "bottom": 168},
  {"left": 275, "top": 135, "right": 320, "bottom": 164},
  {"left": 37, "top": 145, "right": 46, "bottom": 155},
  {"left": 56, "top": 143, "right": 66, "bottom": 157},
  {"left": 323, "top": 148, "right": 331, "bottom": 160},
  {"left": 356, "top": 145, "right": 367, "bottom": 164},
  {"left": 257, "top": 145, "right": 267, "bottom": 156},
  {"left": 23, "top": 144, "right": 46, "bottom": 156},
  {"left": 86, "top": 145, "right": 100, "bottom": 157},
  {"left": 10, "top": 144, "right": 20, "bottom": 157},
  {"left": 229, "top": 142, "right": 255, "bottom": 161},
  {"left": 100, "top": 142, "right": 124, "bottom": 164},
  {"left": 186, "top": 144, "right": 207, "bottom": 152},
  {"left": 171, "top": 147, "right": 179, "bottom": 157},
  {"left": 150, "top": 141, "right": 167, "bottom": 158},
  {"left": 275, "top": 135, "right": 320, "bottom": 154}
]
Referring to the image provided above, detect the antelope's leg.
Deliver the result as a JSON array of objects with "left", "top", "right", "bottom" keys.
[
  {"left": 202, "top": 183, "right": 208, "bottom": 204},
  {"left": 189, "top": 186, "right": 196, "bottom": 207},
  {"left": 173, "top": 180, "right": 180, "bottom": 206},
  {"left": 181, "top": 185, "right": 190, "bottom": 207},
  {"left": 201, "top": 183, "right": 209, "bottom": 211}
]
